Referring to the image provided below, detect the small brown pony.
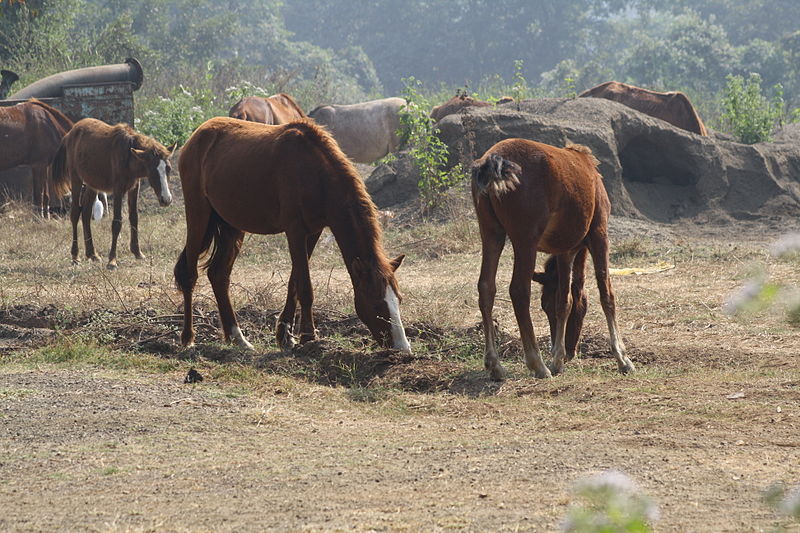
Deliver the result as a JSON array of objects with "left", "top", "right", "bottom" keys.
[
  {"left": 51, "top": 118, "right": 176, "bottom": 269},
  {"left": 174, "top": 117, "right": 411, "bottom": 353},
  {"left": 472, "top": 138, "right": 634, "bottom": 380},
  {"left": 228, "top": 93, "right": 305, "bottom": 124},
  {"left": 0, "top": 99, "right": 73, "bottom": 217}
]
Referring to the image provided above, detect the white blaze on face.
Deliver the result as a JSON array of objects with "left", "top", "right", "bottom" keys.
[
  {"left": 157, "top": 159, "right": 172, "bottom": 205},
  {"left": 384, "top": 286, "right": 411, "bottom": 354}
]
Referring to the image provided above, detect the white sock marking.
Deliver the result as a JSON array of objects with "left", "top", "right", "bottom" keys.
[{"left": 384, "top": 286, "right": 411, "bottom": 354}]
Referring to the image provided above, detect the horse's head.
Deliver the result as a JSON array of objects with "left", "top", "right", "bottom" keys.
[
  {"left": 531, "top": 257, "right": 587, "bottom": 357},
  {"left": 130, "top": 141, "right": 177, "bottom": 207},
  {"left": 351, "top": 255, "right": 411, "bottom": 354}
]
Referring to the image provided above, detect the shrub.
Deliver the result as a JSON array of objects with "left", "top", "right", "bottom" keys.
[
  {"left": 398, "top": 77, "right": 466, "bottom": 209},
  {"left": 136, "top": 85, "right": 222, "bottom": 147},
  {"left": 721, "top": 73, "right": 785, "bottom": 144},
  {"left": 562, "top": 470, "right": 659, "bottom": 533}
]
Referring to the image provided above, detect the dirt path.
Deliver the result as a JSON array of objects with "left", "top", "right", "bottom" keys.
[{"left": 2, "top": 356, "right": 798, "bottom": 532}]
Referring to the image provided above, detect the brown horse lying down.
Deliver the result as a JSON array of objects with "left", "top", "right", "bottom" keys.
[
  {"left": 0, "top": 99, "right": 73, "bottom": 217},
  {"left": 51, "top": 118, "right": 176, "bottom": 269},
  {"left": 472, "top": 138, "right": 634, "bottom": 380},
  {"left": 174, "top": 117, "right": 411, "bottom": 353},
  {"left": 579, "top": 81, "right": 708, "bottom": 136},
  {"left": 228, "top": 93, "right": 305, "bottom": 124}
]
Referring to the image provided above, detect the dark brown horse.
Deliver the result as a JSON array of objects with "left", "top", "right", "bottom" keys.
[
  {"left": 579, "top": 81, "right": 708, "bottom": 136},
  {"left": 472, "top": 138, "right": 634, "bottom": 380},
  {"left": 228, "top": 93, "right": 305, "bottom": 124},
  {"left": 0, "top": 99, "right": 73, "bottom": 217},
  {"left": 51, "top": 118, "right": 176, "bottom": 269},
  {"left": 174, "top": 117, "right": 411, "bottom": 353}
]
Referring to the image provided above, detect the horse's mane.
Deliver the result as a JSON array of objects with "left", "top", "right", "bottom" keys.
[
  {"left": 280, "top": 118, "right": 398, "bottom": 289},
  {"left": 111, "top": 122, "right": 170, "bottom": 158},
  {"left": 27, "top": 98, "right": 73, "bottom": 134}
]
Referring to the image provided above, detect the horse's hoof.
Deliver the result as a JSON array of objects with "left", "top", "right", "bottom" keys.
[
  {"left": 548, "top": 363, "right": 564, "bottom": 376},
  {"left": 533, "top": 367, "right": 553, "bottom": 379},
  {"left": 619, "top": 361, "right": 635, "bottom": 374},
  {"left": 71, "top": 258, "right": 79, "bottom": 265},
  {"left": 88, "top": 255, "right": 100, "bottom": 262},
  {"left": 299, "top": 333, "right": 316, "bottom": 344},
  {"left": 134, "top": 253, "right": 146, "bottom": 260},
  {"left": 488, "top": 365, "right": 507, "bottom": 382},
  {"left": 106, "top": 262, "right": 117, "bottom": 271}
]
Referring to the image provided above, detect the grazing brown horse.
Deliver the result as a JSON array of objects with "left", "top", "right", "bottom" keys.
[
  {"left": 579, "top": 81, "right": 708, "bottom": 136},
  {"left": 0, "top": 99, "right": 73, "bottom": 217},
  {"left": 174, "top": 117, "right": 411, "bottom": 353},
  {"left": 51, "top": 118, "right": 176, "bottom": 269},
  {"left": 228, "top": 93, "right": 305, "bottom": 124},
  {"left": 532, "top": 250, "right": 588, "bottom": 360},
  {"left": 472, "top": 139, "right": 634, "bottom": 380}
]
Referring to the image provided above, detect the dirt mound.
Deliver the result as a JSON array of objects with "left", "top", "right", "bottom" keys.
[{"left": 371, "top": 98, "right": 800, "bottom": 224}]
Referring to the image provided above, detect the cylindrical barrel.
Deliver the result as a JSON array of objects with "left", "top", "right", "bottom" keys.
[{"left": 8, "top": 58, "right": 143, "bottom": 99}]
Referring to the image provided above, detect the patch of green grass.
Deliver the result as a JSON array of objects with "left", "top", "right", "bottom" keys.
[
  {"left": 100, "top": 466, "right": 121, "bottom": 476},
  {"left": 5, "top": 338, "right": 180, "bottom": 373}
]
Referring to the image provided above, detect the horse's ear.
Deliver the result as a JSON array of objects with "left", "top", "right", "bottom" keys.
[
  {"left": 130, "top": 148, "right": 147, "bottom": 160},
  {"left": 389, "top": 254, "right": 405, "bottom": 272},
  {"left": 167, "top": 142, "right": 178, "bottom": 155}
]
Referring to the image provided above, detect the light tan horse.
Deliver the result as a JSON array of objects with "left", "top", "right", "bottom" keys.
[
  {"left": 174, "top": 117, "right": 411, "bottom": 353},
  {"left": 472, "top": 138, "right": 634, "bottom": 381},
  {"left": 51, "top": 118, "right": 176, "bottom": 269}
]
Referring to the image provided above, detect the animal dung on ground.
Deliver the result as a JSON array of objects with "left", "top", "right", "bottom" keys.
[{"left": 184, "top": 367, "right": 203, "bottom": 384}]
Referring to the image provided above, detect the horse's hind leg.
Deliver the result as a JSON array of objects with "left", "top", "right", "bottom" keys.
[
  {"left": 207, "top": 221, "right": 251, "bottom": 349},
  {"left": 587, "top": 230, "right": 634, "bottom": 374},
  {"left": 549, "top": 251, "right": 578, "bottom": 375},
  {"left": 128, "top": 182, "right": 145, "bottom": 260},
  {"left": 70, "top": 182, "right": 82, "bottom": 263},
  {"left": 32, "top": 167, "right": 48, "bottom": 218},
  {"left": 509, "top": 237, "right": 551, "bottom": 379},
  {"left": 175, "top": 202, "right": 213, "bottom": 348},
  {"left": 276, "top": 231, "right": 322, "bottom": 349},
  {"left": 477, "top": 220, "right": 507, "bottom": 381}
]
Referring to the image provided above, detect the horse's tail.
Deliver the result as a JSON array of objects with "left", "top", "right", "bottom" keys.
[
  {"left": 472, "top": 152, "right": 522, "bottom": 197},
  {"left": 174, "top": 209, "right": 240, "bottom": 294},
  {"left": 49, "top": 141, "right": 71, "bottom": 198}
]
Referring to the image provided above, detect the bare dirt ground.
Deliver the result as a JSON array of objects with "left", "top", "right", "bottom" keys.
[{"left": 1, "top": 193, "right": 799, "bottom": 532}]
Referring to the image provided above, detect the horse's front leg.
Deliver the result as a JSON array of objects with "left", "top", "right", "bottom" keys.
[
  {"left": 509, "top": 239, "right": 551, "bottom": 379},
  {"left": 128, "top": 181, "right": 145, "bottom": 260},
  {"left": 276, "top": 231, "right": 322, "bottom": 349},
  {"left": 477, "top": 223, "right": 507, "bottom": 381},
  {"left": 549, "top": 252, "right": 578, "bottom": 375},
  {"left": 106, "top": 190, "right": 125, "bottom": 270}
]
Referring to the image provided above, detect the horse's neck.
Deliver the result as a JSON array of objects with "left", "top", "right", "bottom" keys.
[{"left": 328, "top": 206, "right": 382, "bottom": 274}]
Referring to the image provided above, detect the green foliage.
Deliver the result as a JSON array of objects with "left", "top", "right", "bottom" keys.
[
  {"left": 399, "top": 77, "right": 467, "bottom": 209},
  {"left": 721, "top": 73, "right": 785, "bottom": 144},
  {"left": 562, "top": 471, "right": 658, "bottom": 533},
  {"left": 136, "top": 83, "right": 222, "bottom": 147},
  {"left": 510, "top": 59, "right": 529, "bottom": 102}
]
